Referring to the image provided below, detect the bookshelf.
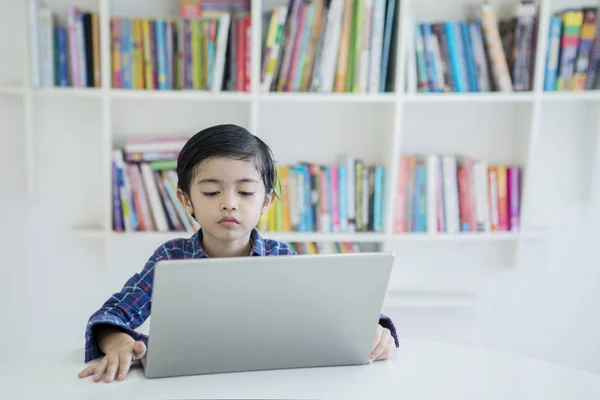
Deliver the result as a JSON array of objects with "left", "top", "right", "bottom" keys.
[{"left": 1, "top": 0, "right": 599, "bottom": 306}]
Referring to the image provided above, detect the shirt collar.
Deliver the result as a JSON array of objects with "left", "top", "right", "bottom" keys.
[{"left": 191, "top": 228, "right": 266, "bottom": 257}]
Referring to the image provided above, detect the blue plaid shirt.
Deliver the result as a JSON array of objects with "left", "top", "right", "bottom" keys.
[{"left": 84, "top": 228, "right": 399, "bottom": 362}]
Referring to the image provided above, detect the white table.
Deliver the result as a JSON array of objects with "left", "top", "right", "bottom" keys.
[{"left": 1, "top": 338, "right": 599, "bottom": 399}]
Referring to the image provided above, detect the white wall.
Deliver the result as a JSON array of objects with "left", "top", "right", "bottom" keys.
[
  {"left": 1, "top": 0, "right": 599, "bottom": 376},
  {"left": 1, "top": 97, "right": 599, "bottom": 375}
]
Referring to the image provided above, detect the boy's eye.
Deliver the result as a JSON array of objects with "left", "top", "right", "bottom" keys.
[
  {"left": 202, "top": 192, "right": 219, "bottom": 197},
  {"left": 239, "top": 192, "right": 254, "bottom": 197}
]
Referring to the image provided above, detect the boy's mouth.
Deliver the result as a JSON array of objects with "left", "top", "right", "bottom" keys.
[{"left": 218, "top": 217, "right": 240, "bottom": 226}]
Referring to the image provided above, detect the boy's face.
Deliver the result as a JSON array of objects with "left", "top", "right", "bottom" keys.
[{"left": 177, "top": 157, "right": 273, "bottom": 244}]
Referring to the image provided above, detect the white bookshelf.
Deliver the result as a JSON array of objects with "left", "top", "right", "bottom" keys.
[{"left": 1, "top": 0, "right": 599, "bottom": 306}]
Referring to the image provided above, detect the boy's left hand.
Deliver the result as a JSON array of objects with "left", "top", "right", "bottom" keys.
[{"left": 369, "top": 324, "right": 395, "bottom": 363}]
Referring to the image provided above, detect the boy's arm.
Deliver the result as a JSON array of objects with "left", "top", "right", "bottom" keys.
[
  {"left": 84, "top": 250, "right": 165, "bottom": 363},
  {"left": 379, "top": 314, "right": 399, "bottom": 348}
]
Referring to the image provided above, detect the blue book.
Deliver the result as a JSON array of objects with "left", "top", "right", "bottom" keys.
[
  {"left": 338, "top": 166, "right": 348, "bottom": 233},
  {"left": 460, "top": 22, "right": 479, "bottom": 92},
  {"left": 120, "top": 19, "right": 133, "bottom": 89},
  {"left": 373, "top": 166, "right": 384, "bottom": 232},
  {"left": 544, "top": 16, "right": 562, "bottom": 91},
  {"left": 421, "top": 23, "right": 441, "bottom": 92},
  {"left": 155, "top": 19, "right": 168, "bottom": 90},
  {"left": 304, "top": 165, "right": 314, "bottom": 232},
  {"left": 56, "top": 26, "right": 69, "bottom": 86},
  {"left": 445, "top": 22, "right": 467, "bottom": 92}
]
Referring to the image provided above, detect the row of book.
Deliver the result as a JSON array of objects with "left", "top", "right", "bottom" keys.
[
  {"left": 111, "top": 136, "right": 200, "bottom": 233},
  {"left": 111, "top": 0, "right": 251, "bottom": 91},
  {"left": 544, "top": 7, "right": 600, "bottom": 91},
  {"left": 394, "top": 155, "right": 520, "bottom": 234},
  {"left": 111, "top": 137, "right": 387, "bottom": 233},
  {"left": 260, "top": 0, "right": 398, "bottom": 93},
  {"left": 289, "top": 242, "right": 363, "bottom": 254},
  {"left": 415, "top": 1, "right": 537, "bottom": 93},
  {"left": 112, "top": 138, "right": 522, "bottom": 235},
  {"left": 27, "top": 2, "right": 101, "bottom": 88},
  {"left": 258, "top": 160, "right": 386, "bottom": 233},
  {"left": 111, "top": 135, "right": 387, "bottom": 234}
]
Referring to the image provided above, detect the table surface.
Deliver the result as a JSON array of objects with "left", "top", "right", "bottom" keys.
[{"left": 1, "top": 338, "right": 599, "bottom": 399}]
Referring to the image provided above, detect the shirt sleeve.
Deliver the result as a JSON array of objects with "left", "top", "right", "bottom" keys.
[
  {"left": 379, "top": 313, "right": 399, "bottom": 348},
  {"left": 84, "top": 248, "right": 166, "bottom": 363}
]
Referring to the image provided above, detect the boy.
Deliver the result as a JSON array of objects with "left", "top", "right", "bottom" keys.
[{"left": 79, "top": 124, "right": 398, "bottom": 383}]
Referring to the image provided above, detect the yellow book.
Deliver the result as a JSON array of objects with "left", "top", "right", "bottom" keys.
[
  {"left": 142, "top": 19, "right": 154, "bottom": 89},
  {"left": 132, "top": 19, "right": 145, "bottom": 89}
]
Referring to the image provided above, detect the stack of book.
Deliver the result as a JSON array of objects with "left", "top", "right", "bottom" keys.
[
  {"left": 414, "top": 1, "right": 537, "bottom": 93},
  {"left": 544, "top": 7, "right": 600, "bottom": 91},
  {"left": 260, "top": 0, "right": 399, "bottom": 93},
  {"left": 289, "top": 242, "right": 364, "bottom": 254},
  {"left": 111, "top": 136, "right": 200, "bottom": 233},
  {"left": 393, "top": 154, "right": 521, "bottom": 234},
  {"left": 258, "top": 158, "right": 386, "bottom": 233}
]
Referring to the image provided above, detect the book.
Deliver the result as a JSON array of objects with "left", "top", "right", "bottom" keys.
[{"left": 393, "top": 154, "right": 521, "bottom": 234}]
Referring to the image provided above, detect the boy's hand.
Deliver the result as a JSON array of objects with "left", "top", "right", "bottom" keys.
[
  {"left": 78, "top": 334, "right": 146, "bottom": 383},
  {"left": 369, "top": 324, "right": 395, "bottom": 363}
]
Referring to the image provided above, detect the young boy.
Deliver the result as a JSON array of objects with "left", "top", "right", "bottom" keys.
[{"left": 78, "top": 124, "right": 398, "bottom": 383}]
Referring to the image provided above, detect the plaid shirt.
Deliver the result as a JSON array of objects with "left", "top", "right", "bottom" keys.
[{"left": 84, "top": 228, "right": 399, "bottom": 362}]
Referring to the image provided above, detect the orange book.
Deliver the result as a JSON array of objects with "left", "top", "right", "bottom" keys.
[
  {"left": 457, "top": 167, "right": 470, "bottom": 231},
  {"left": 334, "top": 0, "right": 353, "bottom": 92},
  {"left": 300, "top": 0, "right": 325, "bottom": 91},
  {"left": 495, "top": 166, "right": 509, "bottom": 231}
]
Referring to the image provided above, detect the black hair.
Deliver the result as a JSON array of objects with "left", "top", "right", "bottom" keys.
[{"left": 177, "top": 124, "right": 277, "bottom": 197}]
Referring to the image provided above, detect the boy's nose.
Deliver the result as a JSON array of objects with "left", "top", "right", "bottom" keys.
[{"left": 221, "top": 193, "right": 238, "bottom": 210}]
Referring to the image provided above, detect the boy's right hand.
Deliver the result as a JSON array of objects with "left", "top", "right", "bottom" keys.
[{"left": 78, "top": 332, "right": 147, "bottom": 383}]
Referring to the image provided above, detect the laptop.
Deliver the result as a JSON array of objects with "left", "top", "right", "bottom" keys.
[{"left": 140, "top": 252, "right": 394, "bottom": 379}]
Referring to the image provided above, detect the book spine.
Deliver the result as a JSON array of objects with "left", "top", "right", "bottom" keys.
[
  {"left": 480, "top": 3, "right": 513, "bottom": 92},
  {"left": 469, "top": 21, "right": 490, "bottom": 92},
  {"left": 378, "top": 0, "right": 396, "bottom": 92},
  {"left": 544, "top": 16, "right": 562, "bottom": 92},
  {"left": 38, "top": 7, "right": 54, "bottom": 88},
  {"left": 495, "top": 166, "right": 509, "bottom": 231},
  {"left": 368, "top": 0, "right": 386, "bottom": 93},
  {"left": 556, "top": 10, "right": 584, "bottom": 91},
  {"left": 461, "top": 22, "right": 478, "bottom": 92},
  {"left": 585, "top": 40, "right": 600, "bottom": 89},
  {"left": 573, "top": 9, "right": 597, "bottom": 91},
  {"left": 507, "top": 166, "right": 520, "bottom": 232},
  {"left": 57, "top": 26, "right": 69, "bottom": 86},
  {"left": 26, "top": 0, "right": 41, "bottom": 87},
  {"left": 414, "top": 24, "right": 430, "bottom": 92}
]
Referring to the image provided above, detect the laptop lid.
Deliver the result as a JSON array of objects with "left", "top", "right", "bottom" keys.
[{"left": 142, "top": 252, "right": 394, "bottom": 378}]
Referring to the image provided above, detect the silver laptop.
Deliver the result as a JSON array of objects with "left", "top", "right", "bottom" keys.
[{"left": 140, "top": 252, "right": 394, "bottom": 379}]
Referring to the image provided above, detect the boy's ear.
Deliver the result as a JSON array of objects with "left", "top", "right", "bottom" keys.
[
  {"left": 261, "top": 190, "right": 276, "bottom": 215},
  {"left": 177, "top": 189, "right": 195, "bottom": 215}
]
